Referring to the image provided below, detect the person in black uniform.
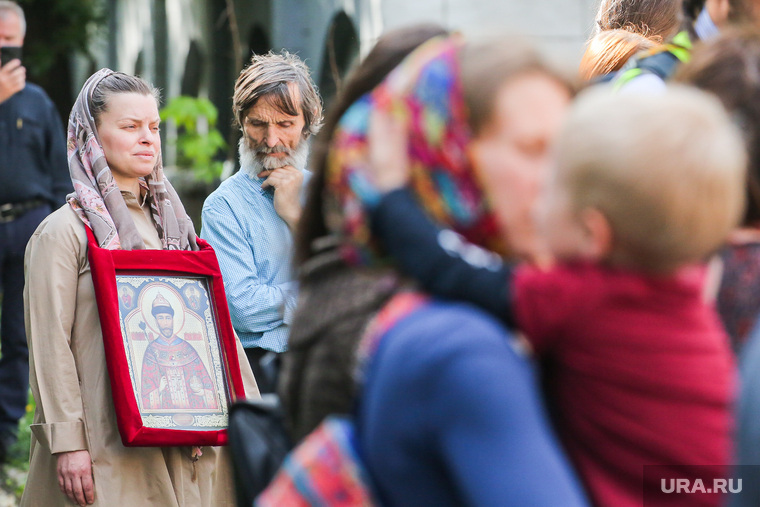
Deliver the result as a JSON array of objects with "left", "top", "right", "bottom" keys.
[{"left": 0, "top": 0, "right": 69, "bottom": 460}]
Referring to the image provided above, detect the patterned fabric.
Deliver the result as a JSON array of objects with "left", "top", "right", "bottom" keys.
[
  {"left": 717, "top": 242, "right": 760, "bottom": 354},
  {"left": 323, "top": 36, "right": 505, "bottom": 266},
  {"left": 67, "top": 68, "right": 197, "bottom": 251},
  {"left": 255, "top": 416, "right": 375, "bottom": 507},
  {"left": 141, "top": 337, "right": 218, "bottom": 410},
  {"left": 258, "top": 291, "right": 428, "bottom": 506}
]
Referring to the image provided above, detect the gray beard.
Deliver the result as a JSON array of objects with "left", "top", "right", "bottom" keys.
[{"left": 239, "top": 136, "right": 309, "bottom": 178}]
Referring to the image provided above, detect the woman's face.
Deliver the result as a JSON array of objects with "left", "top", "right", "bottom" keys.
[
  {"left": 469, "top": 73, "right": 571, "bottom": 262},
  {"left": 97, "top": 92, "right": 161, "bottom": 191}
]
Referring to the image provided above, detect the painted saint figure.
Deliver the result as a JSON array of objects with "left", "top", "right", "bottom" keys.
[
  {"left": 141, "top": 293, "right": 218, "bottom": 410},
  {"left": 120, "top": 286, "right": 133, "bottom": 308},
  {"left": 184, "top": 285, "right": 201, "bottom": 311}
]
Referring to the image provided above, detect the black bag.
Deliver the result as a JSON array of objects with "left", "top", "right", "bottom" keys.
[{"left": 228, "top": 394, "right": 293, "bottom": 507}]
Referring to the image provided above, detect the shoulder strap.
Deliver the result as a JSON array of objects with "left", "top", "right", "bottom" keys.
[{"left": 614, "top": 30, "right": 693, "bottom": 89}]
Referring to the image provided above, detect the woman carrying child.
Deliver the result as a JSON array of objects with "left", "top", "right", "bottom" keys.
[
  {"left": 281, "top": 35, "right": 589, "bottom": 505},
  {"left": 362, "top": 86, "right": 744, "bottom": 506}
]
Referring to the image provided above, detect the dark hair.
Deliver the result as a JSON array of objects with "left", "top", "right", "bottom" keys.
[
  {"left": 676, "top": 28, "right": 760, "bottom": 225},
  {"left": 233, "top": 51, "right": 323, "bottom": 138},
  {"left": 295, "top": 23, "right": 448, "bottom": 266},
  {"left": 90, "top": 72, "right": 160, "bottom": 126}
]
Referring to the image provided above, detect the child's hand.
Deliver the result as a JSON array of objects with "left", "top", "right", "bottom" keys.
[{"left": 367, "top": 109, "right": 411, "bottom": 192}]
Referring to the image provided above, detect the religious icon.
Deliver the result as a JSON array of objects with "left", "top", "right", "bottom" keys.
[
  {"left": 116, "top": 276, "right": 229, "bottom": 432},
  {"left": 119, "top": 285, "right": 134, "bottom": 310},
  {"left": 183, "top": 284, "right": 202, "bottom": 312},
  {"left": 87, "top": 232, "right": 246, "bottom": 446},
  {"left": 141, "top": 292, "right": 218, "bottom": 411}
]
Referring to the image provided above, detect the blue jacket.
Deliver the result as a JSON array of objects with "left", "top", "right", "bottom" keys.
[
  {"left": 357, "top": 300, "right": 589, "bottom": 506},
  {"left": 0, "top": 83, "right": 69, "bottom": 206}
]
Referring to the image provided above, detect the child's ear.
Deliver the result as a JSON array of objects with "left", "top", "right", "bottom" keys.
[{"left": 580, "top": 207, "right": 613, "bottom": 260}]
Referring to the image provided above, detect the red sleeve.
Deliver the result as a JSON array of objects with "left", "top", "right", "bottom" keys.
[{"left": 513, "top": 265, "right": 586, "bottom": 355}]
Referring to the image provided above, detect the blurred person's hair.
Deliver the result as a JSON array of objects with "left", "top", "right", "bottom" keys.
[
  {"left": 579, "top": 29, "right": 659, "bottom": 80},
  {"left": 0, "top": 1, "right": 25, "bottom": 36},
  {"left": 728, "top": 0, "right": 760, "bottom": 25},
  {"left": 90, "top": 73, "right": 160, "bottom": 126},
  {"left": 594, "top": 0, "right": 683, "bottom": 41},
  {"left": 459, "top": 38, "right": 574, "bottom": 136},
  {"left": 683, "top": 0, "right": 708, "bottom": 20},
  {"left": 296, "top": 23, "right": 448, "bottom": 265},
  {"left": 233, "top": 51, "right": 323, "bottom": 138},
  {"left": 556, "top": 86, "right": 746, "bottom": 273},
  {"left": 675, "top": 28, "right": 760, "bottom": 226}
]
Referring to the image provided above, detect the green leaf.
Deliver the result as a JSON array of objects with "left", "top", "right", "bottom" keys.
[{"left": 160, "top": 96, "right": 227, "bottom": 181}]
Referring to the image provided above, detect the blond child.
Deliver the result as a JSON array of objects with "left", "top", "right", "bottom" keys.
[{"left": 360, "top": 86, "right": 745, "bottom": 507}]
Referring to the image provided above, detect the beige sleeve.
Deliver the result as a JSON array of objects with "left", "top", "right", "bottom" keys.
[
  {"left": 24, "top": 214, "right": 88, "bottom": 454},
  {"left": 232, "top": 331, "right": 260, "bottom": 400}
]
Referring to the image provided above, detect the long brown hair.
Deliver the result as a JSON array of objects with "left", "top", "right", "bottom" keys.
[{"left": 579, "top": 29, "right": 658, "bottom": 80}]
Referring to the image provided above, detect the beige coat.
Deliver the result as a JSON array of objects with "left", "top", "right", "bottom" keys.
[{"left": 21, "top": 192, "right": 259, "bottom": 507}]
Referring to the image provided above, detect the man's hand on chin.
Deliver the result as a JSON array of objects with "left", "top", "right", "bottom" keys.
[{"left": 260, "top": 165, "right": 304, "bottom": 230}]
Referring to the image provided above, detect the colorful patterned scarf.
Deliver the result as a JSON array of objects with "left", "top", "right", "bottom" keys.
[
  {"left": 323, "top": 36, "right": 505, "bottom": 266},
  {"left": 67, "top": 68, "right": 197, "bottom": 251}
]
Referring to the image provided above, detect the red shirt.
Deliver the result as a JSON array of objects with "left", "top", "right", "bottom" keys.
[{"left": 514, "top": 263, "right": 736, "bottom": 507}]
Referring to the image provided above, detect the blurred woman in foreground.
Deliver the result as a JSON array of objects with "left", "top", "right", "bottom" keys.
[{"left": 280, "top": 34, "right": 587, "bottom": 505}]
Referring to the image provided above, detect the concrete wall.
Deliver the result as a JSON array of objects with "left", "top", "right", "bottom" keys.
[
  {"left": 85, "top": 0, "right": 600, "bottom": 164},
  {"left": 94, "top": 0, "right": 599, "bottom": 95},
  {"left": 266, "top": 0, "right": 600, "bottom": 76}
]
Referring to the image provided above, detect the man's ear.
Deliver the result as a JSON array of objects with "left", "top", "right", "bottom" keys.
[{"left": 580, "top": 207, "right": 613, "bottom": 260}]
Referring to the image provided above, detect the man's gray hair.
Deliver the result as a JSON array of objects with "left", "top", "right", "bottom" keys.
[
  {"left": 233, "top": 51, "right": 323, "bottom": 138},
  {"left": 0, "top": 1, "right": 25, "bottom": 37}
]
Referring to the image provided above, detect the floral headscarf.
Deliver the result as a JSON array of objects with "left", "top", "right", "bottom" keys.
[
  {"left": 323, "top": 36, "right": 504, "bottom": 266},
  {"left": 67, "top": 68, "right": 197, "bottom": 251}
]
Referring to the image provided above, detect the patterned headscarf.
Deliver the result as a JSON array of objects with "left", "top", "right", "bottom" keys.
[
  {"left": 67, "top": 68, "right": 197, "bottom": 251},
  {"left": 323, "top": 36, "right": 504, "bottom": 266}
]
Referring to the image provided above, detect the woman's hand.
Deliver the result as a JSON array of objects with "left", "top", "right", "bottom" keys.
[
  {"left": 57, "top": 449, "right": 95, "bottom": 506},
  {"left": 366, "top": 109, "right": 411, "bottom": 193}
]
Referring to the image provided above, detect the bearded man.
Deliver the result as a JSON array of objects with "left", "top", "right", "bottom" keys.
[{"left": 200, "top": 51, "right": 322, "bottom": 393}]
